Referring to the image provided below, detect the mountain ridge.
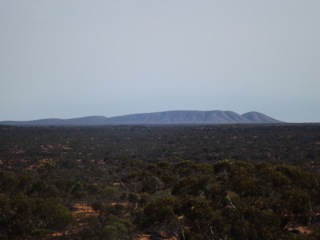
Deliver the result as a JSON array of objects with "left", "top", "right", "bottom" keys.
[{"left": 0, "top": 110, "right": 283, "bottom": 126}]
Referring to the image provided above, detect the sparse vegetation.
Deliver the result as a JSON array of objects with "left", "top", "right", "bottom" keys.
[{"left": 0, "top": 124, "right": 320, "bottom": 239}]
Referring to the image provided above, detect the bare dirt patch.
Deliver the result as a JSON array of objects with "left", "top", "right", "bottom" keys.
[{"left": 46, "top": 203, "right": 98, "bottom": 239}]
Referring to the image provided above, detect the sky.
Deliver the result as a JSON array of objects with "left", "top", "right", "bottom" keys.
[{"left": 0, "top": 0, "right": 319, "bottom": 122}]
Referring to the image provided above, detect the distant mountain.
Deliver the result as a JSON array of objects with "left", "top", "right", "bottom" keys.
[
  {"left": 241, "top": 111, "right": 281, "bottom": 123},
  {"left": 0, "top": 116, "right": 109, "bottom": 126},
  {"left": 0, "top": 110, "right": 283, "bottom": 126}
]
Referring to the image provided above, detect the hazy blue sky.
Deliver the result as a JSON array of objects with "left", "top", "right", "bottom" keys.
[{"left": 1, "top": 0, "right": 319, "bottom": 122}]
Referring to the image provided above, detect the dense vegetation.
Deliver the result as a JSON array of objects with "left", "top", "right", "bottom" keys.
[{"left": 0, "top": 124, "right": 320, "bottom": 239}]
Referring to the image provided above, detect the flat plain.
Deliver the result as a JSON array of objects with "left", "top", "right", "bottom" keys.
[{"left": 0, "top": 124, "right": 320, "bottom": 239}]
